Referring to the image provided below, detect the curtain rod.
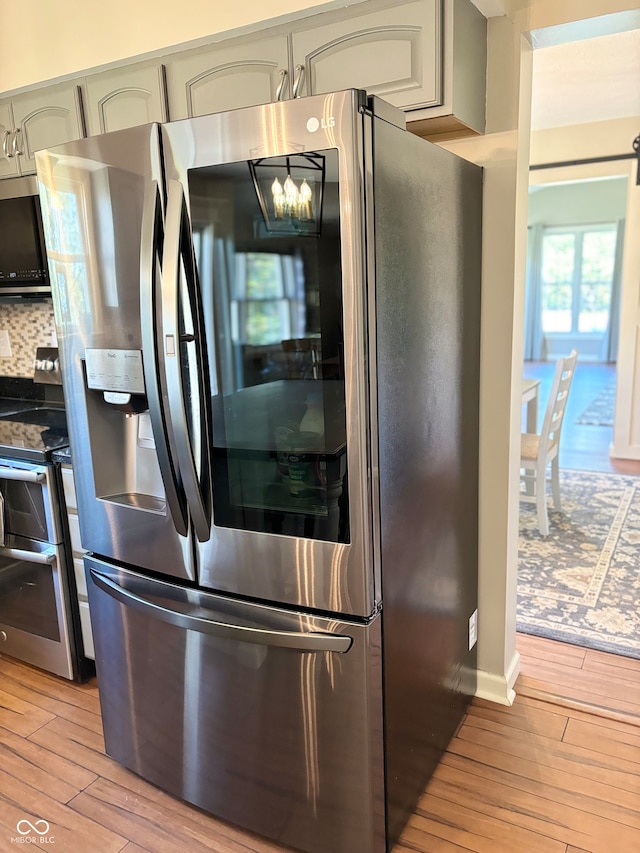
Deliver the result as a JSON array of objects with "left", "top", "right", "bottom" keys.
[{"left": 530, "top": 152, "right": 636, "bottom": 171}]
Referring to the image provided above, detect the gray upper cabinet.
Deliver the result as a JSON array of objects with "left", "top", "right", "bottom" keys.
[
  {"left": 408, "top": 0, "right": 487, "bottom": 138},
  {"left": 0, "top": 103, "right": 16, "bottom": 179},
  {"left": 0, "top": 0, "right": 486, "bottom": 183},
  {"left": 83, "top": 63, "right": 169, "bottom": 135},
  {"left": 0, "top": 83, "right": 85, "bottom": 177},
  {"left": 165, "top": 34, "right": 291, "bottom": 119},
  {"left": 163, "top": 0, "right": 485, "bottom": 137},
  {"left": 291, "top": 0, "right": 440, "bottom": 110}
]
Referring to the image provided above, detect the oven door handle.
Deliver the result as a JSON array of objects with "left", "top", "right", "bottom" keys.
[
  {"left": 90, "top": 569, "right": 353, "bottom": 653},
  {"left": 0, "top": 467, "right": 46, "bottom": 483},
  {"left": 0, "top": 545, "right": 56, "bottom": 565}
]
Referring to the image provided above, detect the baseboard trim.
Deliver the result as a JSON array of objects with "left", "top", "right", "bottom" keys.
[{"left": 475, "top": 649, "right": 521, "bottom": 706}]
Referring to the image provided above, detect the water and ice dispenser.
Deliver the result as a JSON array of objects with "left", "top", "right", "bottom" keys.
[{"left": 83, "top": 348, "right": 164, "bottom": 513}]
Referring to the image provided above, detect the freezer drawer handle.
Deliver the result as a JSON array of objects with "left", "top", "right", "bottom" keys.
[
  {"left": 0, "top": 467, "right": 46, "bottom": 483},
  {"left": 90, "top": 569, "right": 352, "bottom": 653},
  {"left": 0, "top": 546, "right": 56, "bottom": 565}
]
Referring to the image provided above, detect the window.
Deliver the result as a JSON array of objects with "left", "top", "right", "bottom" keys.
[
  {"left": 540, "top": 224, "right": 618, "bottom": 336},
  {"left": 231, "top": 252, "right": 305, "bottom": 346}
]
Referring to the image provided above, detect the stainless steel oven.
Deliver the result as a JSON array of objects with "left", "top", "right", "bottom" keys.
[
  {"left": 0, "top": 457, "right": 78, "bottom": 679},
  {"left": 0, "top": 352, "right": 91, "bottom": 681}
]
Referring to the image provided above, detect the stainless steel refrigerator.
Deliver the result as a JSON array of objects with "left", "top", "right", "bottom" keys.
[{"left": 35, "top": 89, "right": 482, "bottom": 853}]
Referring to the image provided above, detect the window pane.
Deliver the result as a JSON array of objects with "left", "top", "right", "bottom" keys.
[
  {"left": 245, "top": 253, "right": 285, "bottom": 299},
  {"left": 243, "top": 299, "right": 290, "bottom": 346},
  {"left": 542, "top": 233, "right": 575, "bottom": 284},
  {"left": 541, "top": 233, "right": 575, "bottom": 333},
  {"left": 581, "top": 230, "right": 616, "bottom": 282},
  {"left": 541, "top": 283, "right": 572, "bottom": 332},
  {"left": 578, "top": 230, "right": 616, "bottom": 334}
]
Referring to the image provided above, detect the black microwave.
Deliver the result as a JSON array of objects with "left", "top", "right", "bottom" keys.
[{"left": 0, "top": 176, "right": 50, "bottom": 298}]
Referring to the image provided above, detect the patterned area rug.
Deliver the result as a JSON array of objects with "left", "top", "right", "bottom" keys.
[
  {"left": 575, "top": 382, "right": 616, "bottom": 426},
  {"left": 518, "top": 469, "right": 640, "bottom": 659}
]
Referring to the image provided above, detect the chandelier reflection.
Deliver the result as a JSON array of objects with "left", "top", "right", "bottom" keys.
[{"left": 249, "top": 153, "right": 325, "bottom": 237}]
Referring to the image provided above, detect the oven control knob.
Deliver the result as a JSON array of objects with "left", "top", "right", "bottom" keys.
[{"left": 0, "top": 631, "right": 6, "bottom": 642}]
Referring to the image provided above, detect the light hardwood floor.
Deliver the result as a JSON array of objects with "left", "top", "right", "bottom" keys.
[{"left": 1, "top": 633, "right": 638, "bottom": 852}]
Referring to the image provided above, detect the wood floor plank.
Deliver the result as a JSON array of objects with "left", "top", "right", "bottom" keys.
[
  {"left": 69, "top": 776, "right": 291, "bottom": 853},
  {"left": 446, "top": 730, "right": 640, "bottom": 814},
  {"left": 517, "top": 633, "right": 587, "bottom": 668},
  {"left": 0, "top": 687, "right": 55, "bottom": 737},
  {"left": 408, "top": 795, "right": 567, "bottom": 853},
  {"left": 466, "top": 700, "right": 568, "bottom": 740},
  {"left": 0, "top": 656, "right": 100, "bottom": 713},
  {"left": 518, "top": 655, "right": 640, "bottom": 701},
  {"left": 513, "top": 692, "right": 638, "bottom": 729},
  {"left": 582, "top": 650, "right": 640, "bottom": 676},
  {"left": 0, "top": 767, "right": 127, "bottom": 852},
  {"left": 563, "top": 717, "right": 640, "bottom": 764},
  {"left": 0, "top": 724, "right": 97, "bottom": 802},
  {"left": 0, "top": 667, "right": 102, "bottom": 734},
  {"left": 516, "top": 672, "right": 640, "bottom": 721},
  {"left": 440, "top": 749, "right": 640, "bottom": 832},
  {"left": 457, "top": 719, "right": 640, "bottom": 791},
  {"left": 432, "top": 755, "right": 640, "bottom": 846},
  {"left": 395, "top": 816, "right": 518, "bottom": 853}
]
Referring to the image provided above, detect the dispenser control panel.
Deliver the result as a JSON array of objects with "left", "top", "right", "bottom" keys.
[{"left": 85, "top": 349, "right": 145, "bottom": 394}]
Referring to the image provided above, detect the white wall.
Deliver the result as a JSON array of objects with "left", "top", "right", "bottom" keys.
[
  {"left": 1, "top": 0, "right": 365, "bottom": 93},
  {"left": 528, "top": 177, "right": 628, "bottom": 225},
  {"left": 1, "top": 0, "right": 637, "bottom": 703},
  {"left": 440, "top": 0, "right": 640, "bottom": 702}
]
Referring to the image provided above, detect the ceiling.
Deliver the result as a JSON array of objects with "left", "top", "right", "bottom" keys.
[{"left": 530, "top": 28, "right": 640, "bottom": 130}]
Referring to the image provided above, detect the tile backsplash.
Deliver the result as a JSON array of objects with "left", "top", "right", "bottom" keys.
[{"left": 0, "top": 301, "right": 57, "bottom": 378}]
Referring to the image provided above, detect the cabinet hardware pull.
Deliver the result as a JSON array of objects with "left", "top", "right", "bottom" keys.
[
  {"left": 3, "top": 130, "right": 13, "bottom": 158},
  {"left": 292, "top": 64, "right": 305, "bottom": 98},
  {"left": 275, "top": 68, "right": 288, "bottom": 101},
  {"left": 12, "top": 128, "right": 23, "bottom": 156}
]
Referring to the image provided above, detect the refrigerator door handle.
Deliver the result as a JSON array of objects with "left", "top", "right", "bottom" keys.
[
  {"left": 140, "top": 178, "right": 189, "bottom": 537},
  {"left": 89, "top": 569, "right": 353, "bottom": 653},
  {"left": 161, "top": 179, "right": 211, "bottom": 542}
]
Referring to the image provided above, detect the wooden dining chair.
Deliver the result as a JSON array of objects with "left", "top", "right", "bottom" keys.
[{"left": 520, "top": 350, "right": 578, "bottom": 535}]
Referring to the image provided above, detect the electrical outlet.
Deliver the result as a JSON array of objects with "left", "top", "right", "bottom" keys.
[
  {"left": 0, "top": 330, "right": 11, "bottom": 358},
  {"left": 469, "top": 609, "right": 478, "bottom": 651}
]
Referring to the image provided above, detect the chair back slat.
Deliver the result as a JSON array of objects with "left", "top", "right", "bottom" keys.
[{"left": 539, "top": 350, "right": 578, "bottom": 456}]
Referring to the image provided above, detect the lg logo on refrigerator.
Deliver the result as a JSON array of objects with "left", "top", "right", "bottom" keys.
[{"left": 306, "top": 116, "right": 335, "bottom": 133}]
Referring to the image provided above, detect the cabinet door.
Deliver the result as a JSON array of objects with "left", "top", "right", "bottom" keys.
[
  {"left": 10, "top": 83, "right": 85, "bottom": 174},
  {"left": 0, "top": 102, "right": 19, "bottom": 178},
  {"left": 83, "top": 64, "right": 168, "bottom": 135},
  {"left": 165, "top": 33, "right": 290, "bottom": 119},
  {"left": 291, "top": 0, "right": 441, "bottom": 110}
]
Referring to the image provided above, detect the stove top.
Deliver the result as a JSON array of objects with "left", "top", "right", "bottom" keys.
[{"left": 0, "top": 404, "right": 69, "bottom": 463}]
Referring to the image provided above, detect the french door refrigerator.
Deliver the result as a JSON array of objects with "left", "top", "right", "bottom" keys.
[{"left": 35, "top": 89, "right": 482, "bottom": 853}]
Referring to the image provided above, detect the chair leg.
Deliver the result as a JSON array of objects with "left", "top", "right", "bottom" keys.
[
  {"left": 536, "top": 463, "right": 549, "bottom": 536},
  {"left": 551, "top": 457, "right": 561, "bottom": 510}
]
